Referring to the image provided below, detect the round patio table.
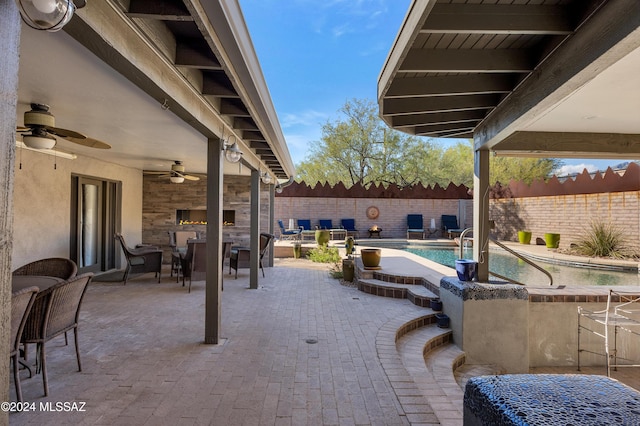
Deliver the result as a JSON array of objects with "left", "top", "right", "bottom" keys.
[{"left": 12, "top": 275, "right": 63, "bottom": 293}]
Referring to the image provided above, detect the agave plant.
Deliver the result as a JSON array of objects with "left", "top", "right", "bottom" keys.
[{"left": 573, "top": 220, "right": 631, "bottom": 259}]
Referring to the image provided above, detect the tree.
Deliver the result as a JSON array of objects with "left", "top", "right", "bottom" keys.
[
  {"left": 295, "top": 99, "right": 435, "bottom": 187},
  {"left": 295, "top": 98, "right": 561, "bottom": 188}
]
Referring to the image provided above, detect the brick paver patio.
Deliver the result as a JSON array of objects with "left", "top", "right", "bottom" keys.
[{"left": 10, "top": 259, "right": 424, "bottom": 425}]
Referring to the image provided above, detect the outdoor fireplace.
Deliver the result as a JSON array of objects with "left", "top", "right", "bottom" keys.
[{"left": 175, "top": 209, "right": 235, "bottom": 226}]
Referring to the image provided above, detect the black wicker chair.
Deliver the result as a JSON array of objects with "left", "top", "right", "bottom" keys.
[
  {"left": 115, "top": 233, "right": 162, "bottom": 284},
  {"left": 229, "top": 233, "right": 274, "bottom": 279}
]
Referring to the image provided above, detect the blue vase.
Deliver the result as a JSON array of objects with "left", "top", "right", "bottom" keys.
[
  {"left": 436, "top": 313, "right": 450, "bottom": 328},
  {"left": 455, "top": 259, "right": 477, "bottom": 281}
]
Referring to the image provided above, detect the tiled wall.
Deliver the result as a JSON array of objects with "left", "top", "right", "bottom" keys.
[{"left": 142, "top": 175, "right": 271, "bottom": 261}]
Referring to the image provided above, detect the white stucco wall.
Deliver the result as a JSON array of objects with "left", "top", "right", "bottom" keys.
[{"left": 11, "top": 148, "right": 142, "bottom": 270}]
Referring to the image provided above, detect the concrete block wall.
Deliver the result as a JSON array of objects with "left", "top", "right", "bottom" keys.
[
  {"left": 274, "top": 197, "right": 472, "bottom": 238},
  {"left": 490, "top": 191, "right": 640, "bottom": 253},
  {"left": 143, "top": 175, "right": 272, "bottom": 261}
]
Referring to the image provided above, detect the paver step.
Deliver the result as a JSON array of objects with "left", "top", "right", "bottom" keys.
[
  {"left": 395, "top": 322, "right": 462, "bottom": 425},
  {"left": 358, "top": 278, "right": 438, "bottom": 308}
]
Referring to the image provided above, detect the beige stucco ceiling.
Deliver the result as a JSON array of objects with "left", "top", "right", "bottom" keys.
[
  {"left": 378, "top": 0, "right": 640, "bottom": 159},
  {"left": 16, "top": 0, "right": 294, "bottom": 179}
]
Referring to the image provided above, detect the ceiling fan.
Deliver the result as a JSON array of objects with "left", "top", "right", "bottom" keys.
[
  {"left": 16, "top": 103, "right": 111, "bottom": 150},
  {"left": 145, "top": 161, "right": 201, "bottom": 183}
]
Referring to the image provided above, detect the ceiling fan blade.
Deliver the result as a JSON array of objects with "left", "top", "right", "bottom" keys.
[
  {"left": 144, "top": 171, "right": 169, "bottom": 175},
  {"left": 183, "top": 174, "right": 200, "bottom": 181},
  {"left": 61, "top": 135, "right": 112, "bottom": 149},
  {"left": 16, "top": 126, "right": 30, "bottom": 133},
  {"left": 45, "top": 126, "right": 86, "bottom": 139}
]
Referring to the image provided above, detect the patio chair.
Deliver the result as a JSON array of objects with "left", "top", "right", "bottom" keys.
[
  {"left": 180, "top": 239, "right": 232, "bottom": 292},
  {"left": 441, "top": 215, "right": 463, "bottom": 239},
  {"left": 318, "top": 219, "right": 333, "bottom": 229},
  {"left": 407, "top": 214, "right": 425, "bottom": 239},
  {"left": 13, "top": 257, "right": 77, "bottom": 280},
  {"left": 21, "top": 273, "right": 93, "bottom": 396},
  {"left": 297, "top": 219, "right": 315, "bottom": 241},
  {"left": 114, "top": 233, "right": 162, "bottom": 284},
  {"left": 341, "top": 218, "right": 359, "bottom": 238},
  {"left": 11, "top": 286, "right": 38, "bottom": 402},
  {"left": 277, "top": 219, "right": 301, "bottom": 241},
  {"left": 179, "top": 239, "right": 205, "bottom": 293},
  {"left": 168, "top": 230, "right": 200, "bottom": 280},
  {"left": 229, "top": 233, "right": 274, "bottom": 279}
]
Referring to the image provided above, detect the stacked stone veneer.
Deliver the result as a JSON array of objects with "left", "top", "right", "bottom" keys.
[{"left": 143, "top": 175, "right": 271, "bottom": 261}]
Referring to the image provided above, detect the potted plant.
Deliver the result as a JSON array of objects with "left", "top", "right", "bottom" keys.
[
  {"left": 293, "top": 242, "right": 302, "bottom": 259},
  {"left": 518, "top": 230, "right": 532, "bottom": 244},
  {"left": 315, "top": 229, "right": 330, "bottom": 246},
  {"left": 360, "top": 248, "right": 381, "bottom": 269},
  {"left": 455, "top": 259, "right": 477, "bottom": 281},
  {"left": 544, "top": 233, "right": 561, "bottom": 249},
  {"left": 430, "top": 298, "right": 443, "bottom": 311},
  {"left": 342, "top": 258, "right": 354, "bottom": 282}
]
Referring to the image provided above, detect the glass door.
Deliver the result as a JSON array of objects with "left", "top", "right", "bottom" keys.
[{"left": 71, "top": 176, "right": 120, "bottom": 274}]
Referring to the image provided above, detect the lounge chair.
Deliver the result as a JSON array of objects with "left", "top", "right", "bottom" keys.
[
  {"left": 341, "top": 219, "right": 359, "bottom": 238},
  {"left": 441, "top": 215, "right": 463, "bottom": 239},
  {"left": 407, "top": 214, "right": 425, "bottom": 239},
  {"left": 318, "top": 219, "right": 346, "bottom": 240},
  {"left": 114, "top": 233, "right": 163, "bottom": 284},
  {"left": 297, "top": 219, "right": 315, "bottom": 241},
  {"left": 318, "top": 219, "right": 333, "bottom": 229},
  {"left": 277, "top": 219, "right": 301, "bottom": 241}
]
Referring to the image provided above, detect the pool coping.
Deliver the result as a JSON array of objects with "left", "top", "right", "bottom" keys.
[{"left": 347, "top": 241, "right": 640, "bottom": 303}]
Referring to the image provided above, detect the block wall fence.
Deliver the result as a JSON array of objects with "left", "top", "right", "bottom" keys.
[
  {"left": 274, "top": 197, "right": 474, "bottom": 239},
  {"left": 275, "top": 163, "right": 640, "bottom": 253},
  {"left": 490, "top": 191, "right": 640, "bottom": 253}
]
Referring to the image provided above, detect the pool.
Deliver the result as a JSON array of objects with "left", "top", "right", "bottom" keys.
[{"left": 403, "top": 245, "right": 639, "bottom": 287}]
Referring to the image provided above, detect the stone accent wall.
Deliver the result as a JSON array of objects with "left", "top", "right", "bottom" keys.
[{"left": 143, "top": 175, "right": 272, "bottom": 261}]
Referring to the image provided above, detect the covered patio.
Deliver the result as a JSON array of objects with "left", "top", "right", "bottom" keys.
[
  {"left": 1, "top": 0, "right": 294, "bottom": 413},
  {"left": 378, "top": 0, "right": 640, "bottom": 281}
]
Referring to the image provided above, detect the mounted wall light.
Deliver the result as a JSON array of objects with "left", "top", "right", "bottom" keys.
[
  {"left": 16, "top": 0, "right": 86, "bottom": 32},
  {"left": 275, "top": 184, "right": 283, "bottom": 194},
  {"left": 261, "top": 171, "right": 272, "bottom": 184},
  {"left": 223, "top": 134, "right": 243, "bottom": 163}
]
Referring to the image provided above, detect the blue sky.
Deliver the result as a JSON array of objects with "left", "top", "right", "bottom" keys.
[{"left": 239, "top": 0, "right": 628, "bottom": 176}]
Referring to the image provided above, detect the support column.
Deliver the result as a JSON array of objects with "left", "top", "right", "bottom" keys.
[
  {"left": 473, "top": 149, "right": 490, "bottom": 282},
  {"left": 205, "top": 137, "right": 223, "bottom": 344},
  {"left": 249, "top": 169, "right": 260, "bottom": 289},
  {"left": 267, "top": 183, "right": 274, "bottom": 267},
  {"left": 0, "top": 0, "right": 20, "bottom": 413}
]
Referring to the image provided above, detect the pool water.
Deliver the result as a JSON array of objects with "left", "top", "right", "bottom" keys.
[{"left": 405, "top": 245, "right": 640, "bottom": 287}]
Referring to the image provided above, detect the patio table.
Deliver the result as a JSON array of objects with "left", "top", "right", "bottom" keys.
[
  {"left": 12, "top": 275, "right": 63, "bottom": 293},
  {"left": 329, "top": 229, "right": 346, "bottom": 241}
]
